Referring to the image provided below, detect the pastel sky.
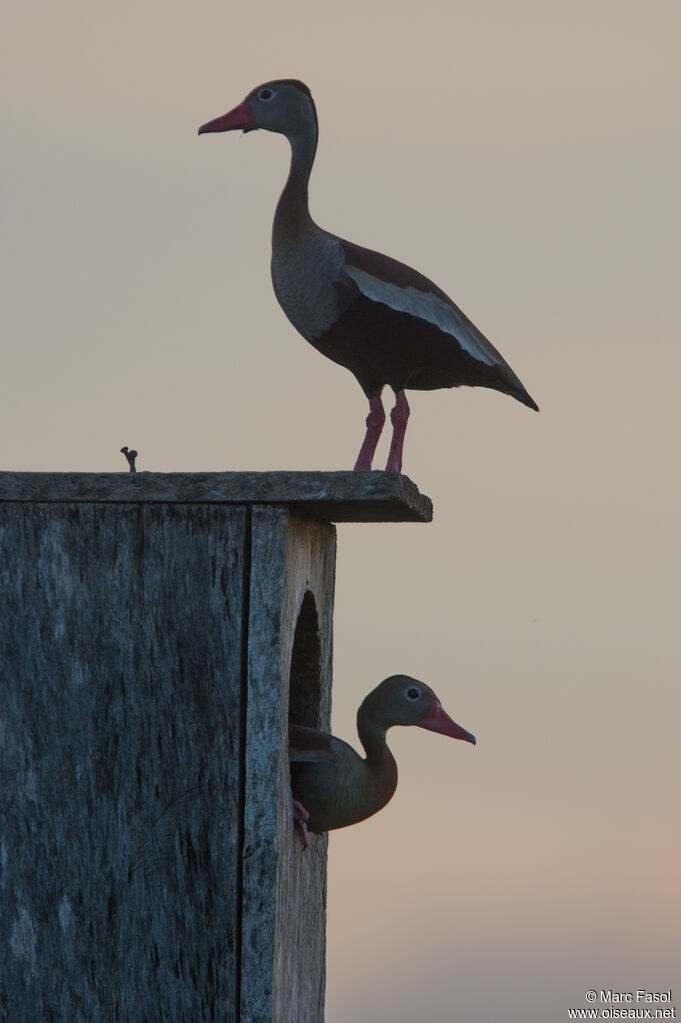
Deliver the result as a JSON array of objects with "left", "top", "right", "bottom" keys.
[{"left": 3, "top": 1, "right": 679, "bottom": 1020}]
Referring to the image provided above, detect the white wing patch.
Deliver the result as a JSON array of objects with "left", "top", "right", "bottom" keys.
[{"left": 345, "top": 264, "right": 502, "bottom": 367}]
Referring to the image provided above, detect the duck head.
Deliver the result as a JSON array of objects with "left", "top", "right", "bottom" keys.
[
  {"left": 360, "top": 674, "right": 476, "bottom": 745},
  {"left": 199, "top": 79, "right": 317, "bottom": 139}
]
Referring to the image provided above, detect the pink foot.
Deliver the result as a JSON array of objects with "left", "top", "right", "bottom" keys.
[
  {"left": 354, "top": 396, "right": 385, "bottom": 471},
  {"left": 293, "top": 798, "right": 310, "bottom": 849},
  {"left": 385, "top": 390, "right": 410, "bottom": 472}
]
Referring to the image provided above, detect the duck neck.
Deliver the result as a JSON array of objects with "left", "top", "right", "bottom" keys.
[
  {"left": 357, "top": 716, "right": 397, "bottom": 782},
  {"left": 273, "top": 129, "right": 317, "bottom": 240}
]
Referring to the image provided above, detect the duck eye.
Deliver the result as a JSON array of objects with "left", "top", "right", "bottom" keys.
[
  {"left": 258, "top": 88, "right": 274, "bottom": 101},
  {"left": 406, "top": 686, "right": 421, "bottom": 701}
]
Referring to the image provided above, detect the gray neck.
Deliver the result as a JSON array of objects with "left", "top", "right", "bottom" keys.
[
  {"left": 357, "top": 716, "right": 394, "bottom": 769},
  {"left": 273, "top": 129, "right": 318, "bottom": 238}
]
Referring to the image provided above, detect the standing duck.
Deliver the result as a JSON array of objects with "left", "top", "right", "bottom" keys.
[
  {"left": 289, "top": 674, "right": 475, "bottom": 845},
  {"left": 199, "top": 79, "right": 538, "bottom": 472}
]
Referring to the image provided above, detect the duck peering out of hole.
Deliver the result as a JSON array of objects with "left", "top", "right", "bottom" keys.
[{"left": 289, "top": 674, "right": 475, "bottom": 846}]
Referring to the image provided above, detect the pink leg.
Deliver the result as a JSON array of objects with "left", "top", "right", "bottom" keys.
[
  {"left": 385, "top": 390, "right": 410, "bottom": 473},
  {"left": 353, "top": 395, "right": 386, "bottom": 471},
  {"left": 293, "top": 798, "right": 310, "bottom": 849}
]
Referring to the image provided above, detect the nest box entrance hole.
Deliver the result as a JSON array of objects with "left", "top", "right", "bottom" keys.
[{"left": 288, "top": 590, "right": 324, "bottom": 730}]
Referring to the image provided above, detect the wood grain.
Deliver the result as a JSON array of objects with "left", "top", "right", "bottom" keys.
[
  {"left": 0, "top": 484, "right": 346, "bottom": 1021},
  {"left": 241, "top": 508, "right": 335, "bottom": 1023},
  {"left": 0, "top": 502, "right": 247, "bottom": 1022},
  {"left": 0, "top": 470, "right": 433, "bottom": 523}
]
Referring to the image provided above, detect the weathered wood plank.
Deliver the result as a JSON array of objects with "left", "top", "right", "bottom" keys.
[
  {"left": 0, "top": 471, "right": 433, "bottom": 523},
  {"left": 0, "top": 503, "right": 248, "bottom": 1022},
  {"left": 274, "top": 514, "right": 335, "bottom": 1023},
  {"left": 241, "top": 508, "right": 335, "bottom": 1023},
  {"left": 1, "top": 479, "right": 360, "bottom": 1021}
]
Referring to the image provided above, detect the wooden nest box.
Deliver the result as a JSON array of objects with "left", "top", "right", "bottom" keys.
[{"left": 0, "top": 470, "right": 431, "bottom": 1023}]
